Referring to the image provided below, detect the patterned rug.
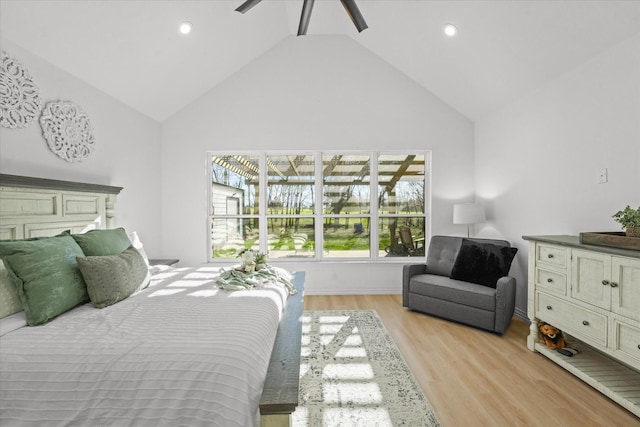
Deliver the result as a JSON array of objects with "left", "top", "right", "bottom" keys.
[{"left": 293, "top": 310, "right": 441, "bottom": 427}]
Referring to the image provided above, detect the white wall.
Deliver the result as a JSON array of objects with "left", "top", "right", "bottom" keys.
[
  {"left": 6, "top": 29, "right": 636, "bottom": 304},
  {"left": 0, "top": 38, "right": 164, "bottom": 257},
  {"left": 475, "top": 33, "right": 640, "bottom": 318},
  {"left": 161, "top": 35, "right": 475, "bottom": 294}
]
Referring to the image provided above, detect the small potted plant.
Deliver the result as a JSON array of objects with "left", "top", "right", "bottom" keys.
[
  {"left": 612, "top": 205, "right": 640, "bottom": 238},
  {"left": 236, "top": 249, "right": 268, "bottom": 272},
  {"left": 255, "top": 252, "right": 267, "bottom": 271}
]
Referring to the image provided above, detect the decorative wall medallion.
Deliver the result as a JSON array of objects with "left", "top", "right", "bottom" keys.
[
  {"left": 39, "top": 101, "right": 96, "bottom": 162},
  {"left": 0, "top": 50, "right": 42, "bottom": 129}
]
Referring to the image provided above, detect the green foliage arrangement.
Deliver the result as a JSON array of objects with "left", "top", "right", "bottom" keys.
[
  {"left": 612, "top": 205, "right": 640, "bottom": 229},
  {"left": 254, "top": 251, "right": 267, "bottom": 265},
  {"left": 237, "top": 248, "right": 267, "bottom": 264}
]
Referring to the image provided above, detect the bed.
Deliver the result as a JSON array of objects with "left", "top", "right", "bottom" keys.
[{"left": 0, "top": 174, "right": 304, "bottom": 427}]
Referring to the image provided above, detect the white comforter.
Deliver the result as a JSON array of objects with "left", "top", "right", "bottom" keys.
[{"left": 0, "top": 266, "right": 291, "bottom": 427}]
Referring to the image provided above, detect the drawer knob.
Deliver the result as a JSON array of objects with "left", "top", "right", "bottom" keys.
[
  {"left": 602, "top": 280, "right": 610, "bottom": 286},
  {"left": 582, "top": 320, "right": 589, "bottom": 326},
  {"left": 638, "top": 344, "right": 640, "bottom": 350},
  {"left": 547, "top": 278, "right": 553, "bottom": 283},
  {"left": 610, "top": 282, "right": 618, "bottom": 288},
  {"left": 546, "top": 305, "right": 553, "bottom": 310},
  {"left": 547, "top": 254, "right": 554, "bottom": 259}
]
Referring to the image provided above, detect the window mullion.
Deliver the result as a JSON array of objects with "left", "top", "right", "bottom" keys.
[
  {"left": 370, "top": 151, "right": 379, "bottom": 259},
  {"left": 259, "top": 153, "right": 267, "bottom": 254},
  {"left": 425, "top": 152, "right": 432, "bottom": 245},
  {"left": 314, "top": 150, "right": 323, "bottom": 260}
]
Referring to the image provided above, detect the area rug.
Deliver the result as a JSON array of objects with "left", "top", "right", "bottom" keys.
[{"left": 292, "top": 310, "right": 441, "bottom": 427}]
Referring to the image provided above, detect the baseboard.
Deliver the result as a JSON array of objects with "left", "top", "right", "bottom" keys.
[
  {"left": 304, "top": 289, "right": 402, "bottom": 296},
  {"left": 514, "top": 307, "right": 529, "bottom": 323}
]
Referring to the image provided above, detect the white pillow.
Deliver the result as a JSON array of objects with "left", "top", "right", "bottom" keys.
[
  {"left": 128, "top": 231, "right": 150, "bottom": 266},
  {"left": 148, "top": 264, "right": 174, "bottom": 276},
  {"left": 0, "top": 311, "right": 27, "bottom": 336}
]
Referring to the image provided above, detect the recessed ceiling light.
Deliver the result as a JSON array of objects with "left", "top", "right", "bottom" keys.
[
  {"left": 179, "top": 21, "right": 192, "bottom": 35},
  {"left": 444, "top": 24, "right": 457, "bottom": 37}
]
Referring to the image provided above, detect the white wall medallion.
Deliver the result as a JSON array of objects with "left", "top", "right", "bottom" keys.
[
  {"left": 39, "top": 100, "right": 96, "bottom": 162},
  {"left": 0, "top": 50, "right": 42, "bottom": 129}
]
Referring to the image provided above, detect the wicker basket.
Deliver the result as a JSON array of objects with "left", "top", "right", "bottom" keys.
[{"left": 626, "top": 226, "right": 640, "bottom": 238}]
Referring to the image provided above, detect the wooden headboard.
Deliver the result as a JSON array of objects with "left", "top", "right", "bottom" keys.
[{"left": 0, "top": 174, "right": 122, "bottom": 240}]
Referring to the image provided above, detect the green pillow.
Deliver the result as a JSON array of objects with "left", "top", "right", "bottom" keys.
[
  {"left": 76, "top": 246, "right": 151, "bottom": 309},
  {"left": 0, "top": 235, "right": 88, "bottom": 326},
  {"left": 0, "top": 260, "right": 22, "bottom": 318},
  {"left": 71, "top": 227, "right": 131, "bottom": 256}
]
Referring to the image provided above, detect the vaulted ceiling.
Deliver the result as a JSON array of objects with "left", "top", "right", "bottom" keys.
[{"left": 1, "top": 1, "right": 638, "bottom": 123}]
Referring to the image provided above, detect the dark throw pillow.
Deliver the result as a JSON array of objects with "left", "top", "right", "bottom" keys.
[
  {"left": 450, "top": 239, "right": 518, "bottom": 288},
  {"left": 77, "top": 245, "right": 151, "bottom": 309}
]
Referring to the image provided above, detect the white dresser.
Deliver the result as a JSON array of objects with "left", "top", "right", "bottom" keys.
[{"left": 524, "top": 235, "right": 640, "bottom": 417}]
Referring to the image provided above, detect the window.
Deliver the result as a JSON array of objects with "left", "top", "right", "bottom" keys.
[{"left": 208, "top": 151, "right": 429, "bottom": 262}]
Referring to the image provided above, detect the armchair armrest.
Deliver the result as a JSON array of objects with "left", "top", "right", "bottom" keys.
[
  {"left": 494, "top": 276, "right": 516, "bottom": 334},
  {"left": 402, "top": 263, "right": 427, "bottom": 307}
]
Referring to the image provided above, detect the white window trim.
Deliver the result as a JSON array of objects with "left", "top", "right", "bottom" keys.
[{"left": 206, "top": 150, "right": 431, "bottom": 263}]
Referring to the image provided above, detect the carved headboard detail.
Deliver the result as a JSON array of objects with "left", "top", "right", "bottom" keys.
[{"left": 0, "top": 174, "right": 122, "bottom": 240}]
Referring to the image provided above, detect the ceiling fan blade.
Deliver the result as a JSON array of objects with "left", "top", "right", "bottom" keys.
[
  {"left": 297, "top": 0, "right": 315, "bottom": 36},
  {"left": 235, "top": 0, "right": 263, "bottom": 14},
  {"left": 340, "top": 0, "right": 368, "bottom": 32}
]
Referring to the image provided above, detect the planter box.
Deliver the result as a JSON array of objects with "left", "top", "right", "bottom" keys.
[{"left": 579, "top": 232, "right": 640, "bottom": 251}]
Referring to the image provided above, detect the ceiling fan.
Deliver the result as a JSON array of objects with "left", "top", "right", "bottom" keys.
[{"left": 235, "top": 0, "right": 368, "bottom": 36}]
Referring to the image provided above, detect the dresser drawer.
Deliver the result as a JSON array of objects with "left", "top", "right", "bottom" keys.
[
  {"left": 536, "top": 244, "right": 568, "bottom": 269},
  {"left": 612, "top": 320, "right": 640, "bottom": 369},
  {"left": 535, "top": 267, "right": 567, "bottom": 295},
  {"left": 536, "top": 292, "right": 607, "bottom": 347}
]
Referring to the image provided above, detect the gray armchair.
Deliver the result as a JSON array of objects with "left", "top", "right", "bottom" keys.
[{"left": 402, "top": 235, "right": 517, "bottom": 334}]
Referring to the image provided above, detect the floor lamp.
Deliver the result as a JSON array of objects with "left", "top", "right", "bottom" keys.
[{"left": 453, "top": 203, "right": 486, "bottom": 238}]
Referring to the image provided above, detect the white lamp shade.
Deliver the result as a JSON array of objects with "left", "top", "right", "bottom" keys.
[{"left": 453, "top": 203, "right": 486, "bottom": 225}]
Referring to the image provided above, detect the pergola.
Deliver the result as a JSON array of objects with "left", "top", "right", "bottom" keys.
[{"left": 211, "top": 154, "right": 424, "bottom": 190}]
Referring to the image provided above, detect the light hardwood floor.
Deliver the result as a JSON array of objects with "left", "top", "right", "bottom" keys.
[{"left": 304, "top": 294, "right": 639, "bottom": 427}]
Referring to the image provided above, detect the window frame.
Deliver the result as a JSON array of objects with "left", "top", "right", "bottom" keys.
[{"left": 206, "top": 150, "right": 431, "bottom": 263}]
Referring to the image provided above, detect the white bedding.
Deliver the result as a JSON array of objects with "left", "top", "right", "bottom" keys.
[{"left": 0, "top": 266, "right": 291, "bottom": 427}]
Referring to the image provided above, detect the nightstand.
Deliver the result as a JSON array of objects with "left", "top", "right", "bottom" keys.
[{"left": 148, "top": 258, "right": 179, "bottom": 266}]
